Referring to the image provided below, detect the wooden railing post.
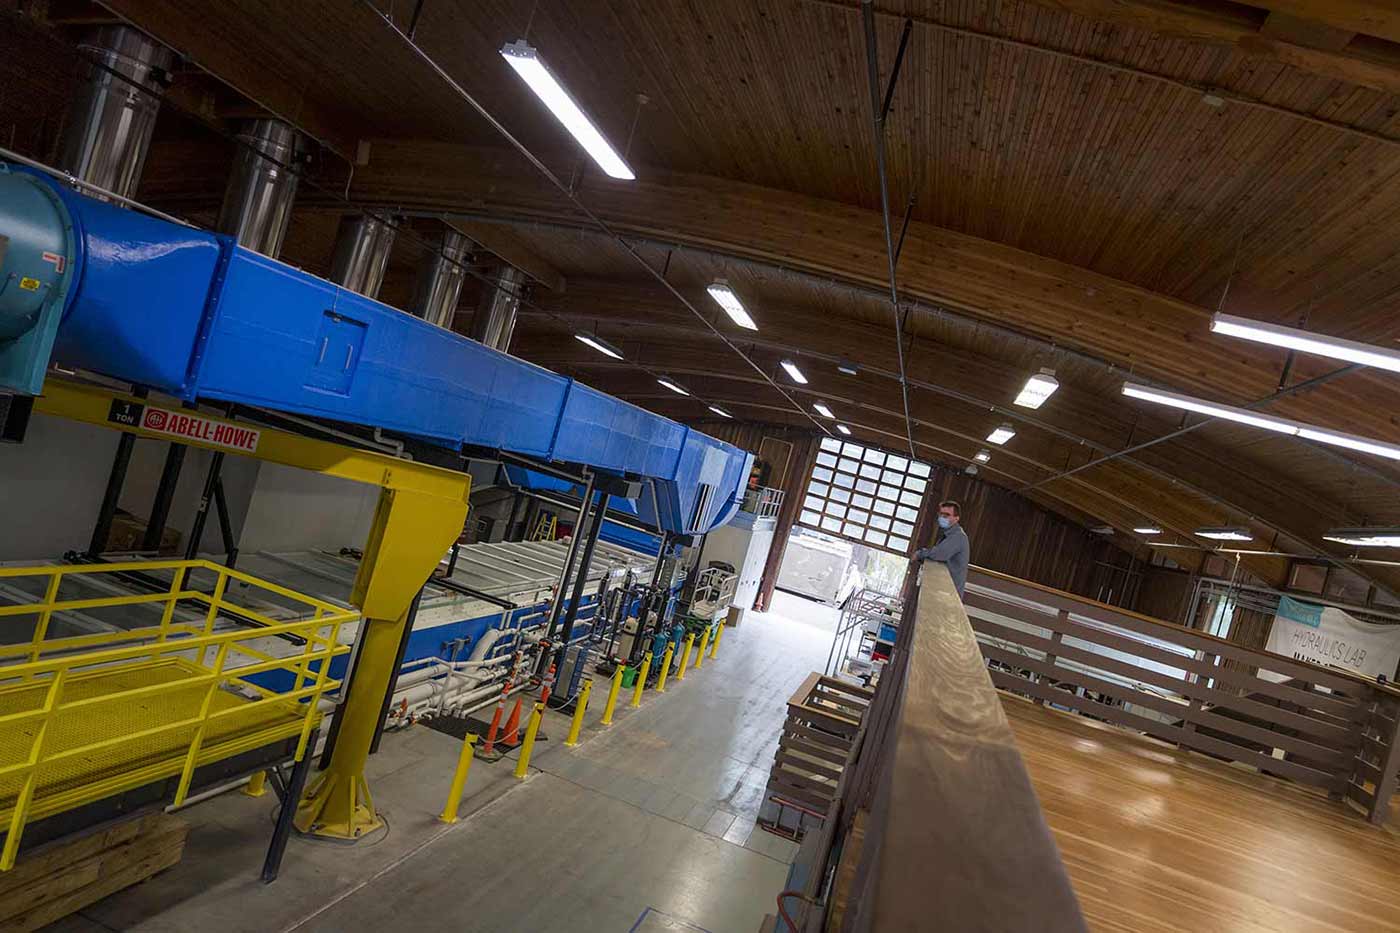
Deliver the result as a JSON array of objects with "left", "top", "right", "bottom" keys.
[
  {"left": 1365, "top": 699, "right": 1400, "bottom": 825},
  {"left": 1034, "top": 610, "right": 1067, "bottom": 706}
]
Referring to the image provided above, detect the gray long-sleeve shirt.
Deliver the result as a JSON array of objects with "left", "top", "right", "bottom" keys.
[{"left": 916, "top": 524, "right": 970, "bottom": 598}]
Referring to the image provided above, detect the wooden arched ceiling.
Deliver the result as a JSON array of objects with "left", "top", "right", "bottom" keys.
[{"left": 9, "top": 0, "right": 1400, "bottom": 592}]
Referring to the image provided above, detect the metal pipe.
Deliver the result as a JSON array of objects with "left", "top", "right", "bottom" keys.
[
  {"left": 554, "top": 491, "right": 612, "bottom": 676},
  {"left": 861, "top": 0, "right": 917, "bottom": 458},
  {"left": 329, "top": 213, "right": 399, "bottom": 299},
  {"left": 412, "top": 229, "right": 472, "bottom": 327},
  {"left": 217, "top": 118, "right": 305, "bottom": 257},
  {"left": 0, "top": 144, "right": 194, "bottom": 228},
  {"left": 469, "top": 265, "right": 524, "bottom": 352},
  {"left": 59, "top": 25, "right": 175, "bottom": 201}
]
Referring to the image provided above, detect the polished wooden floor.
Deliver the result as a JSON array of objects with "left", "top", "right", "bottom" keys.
[{"left": 1005, "top": 694, "right": 1400, "bottom": 933}]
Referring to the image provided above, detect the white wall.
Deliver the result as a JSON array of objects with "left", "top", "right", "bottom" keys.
[
  {"left": 237, "top": 463, "right": 380, "bottom": 553},
  {"left": 0, "top": 413, "right": 121, "bottom": 560}
]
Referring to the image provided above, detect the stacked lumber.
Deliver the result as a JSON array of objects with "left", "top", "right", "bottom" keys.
[
  {"left": 759, "top": 673, "right": 872, "bottom": 839},
  {"left": 0, "top": 812, "right": 187, "bottom": 931}
]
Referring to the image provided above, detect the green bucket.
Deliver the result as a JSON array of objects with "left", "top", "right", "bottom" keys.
[{"left": 621, "top": 666, "right": 638, "bottom": 689}]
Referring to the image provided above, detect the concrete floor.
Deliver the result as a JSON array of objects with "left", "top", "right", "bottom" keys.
[{"left": 49, "top": 591, "right": 835, "bottom": 933}]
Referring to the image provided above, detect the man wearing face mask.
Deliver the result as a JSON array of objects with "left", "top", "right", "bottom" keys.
[{"left": 913, "top": 500, "right": 970, "bottom": 599}]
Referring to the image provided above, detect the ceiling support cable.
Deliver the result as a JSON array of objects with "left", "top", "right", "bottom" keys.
[
  {"left": 861, "top": 2, "right": 918, "bottom": 458},
  {"left": 362, "top": 1, "right": 830, "bottom": 436}
]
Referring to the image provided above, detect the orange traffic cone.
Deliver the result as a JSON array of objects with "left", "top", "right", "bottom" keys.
[{"left": 501, "top": 696, "right": 524, "bottom": 746}]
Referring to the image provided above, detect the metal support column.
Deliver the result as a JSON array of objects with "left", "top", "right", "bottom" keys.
[
  {"left": 369, "top": 587, "right": 424, "bottom": 755},
  {"left": 260, "top": 728, "right": 320, "bottom": 884},
  {"left": 543, "top": 475, "right": 596, "bottom": 642},
  {"left": 185, "top": 452, "right": 225, "bottom": 559},
  {"left": 553, "top": 491, "right": 611, "bottom": 681},
  {"left": 142, "top": 441, "right": 186, "bottom": 551}
]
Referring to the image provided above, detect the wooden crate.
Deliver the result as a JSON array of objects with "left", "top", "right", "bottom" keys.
[
  {"left": 0, "top": 812, "right": 187, "bottom": 932},
  {"left": 760, "top": 673, "right": 873, "bottom": 837}
]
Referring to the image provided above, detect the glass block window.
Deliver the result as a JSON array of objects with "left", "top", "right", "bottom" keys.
[{"left": 797, "top": 437, "right": 933, "bottom": 553}]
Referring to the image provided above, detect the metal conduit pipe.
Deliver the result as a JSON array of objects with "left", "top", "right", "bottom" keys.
[
  {"left": 412, "top": 229, "right": 472, "bottom": 327},
  {"left": 217, "top": 118, "right": 305, "bottom": 257},
  {"left": 469, "top": 264, "right": 524, "bottom": 352},
  {"left": 59, "top": 26, "right": 176, "bottom": 201},
  {"left": 329, "top": 213, "right": 399, "bottom": 299}
]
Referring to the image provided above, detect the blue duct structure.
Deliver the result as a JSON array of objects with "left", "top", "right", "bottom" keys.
[{"left": 0, "top": 165, "right": 752, "bottom": 534}]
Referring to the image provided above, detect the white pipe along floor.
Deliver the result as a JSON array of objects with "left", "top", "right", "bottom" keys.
[{"left": 46, "top": 591, "right": 836, "bottom": 933}]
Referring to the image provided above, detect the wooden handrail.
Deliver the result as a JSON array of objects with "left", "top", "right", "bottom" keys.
[{"left": 835, "top": 564, "right": 1085, "bottom": 932}]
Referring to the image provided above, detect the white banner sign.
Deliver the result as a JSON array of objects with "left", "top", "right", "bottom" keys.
[{"left": 1266, "top": 595, "right": 1400, "bottom": 680}]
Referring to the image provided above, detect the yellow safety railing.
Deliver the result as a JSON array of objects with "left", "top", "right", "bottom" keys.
[{"left": 0, "top": 559, "right": 357, "bottom": 869}]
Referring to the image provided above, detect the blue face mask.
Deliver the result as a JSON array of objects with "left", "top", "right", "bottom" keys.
[{"left": 937, "top": 516, "right": 952, "bottom": 530}]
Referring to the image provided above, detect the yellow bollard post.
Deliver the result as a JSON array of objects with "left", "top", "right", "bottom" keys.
[
  {"left": 600, "top": 664, "right": 624, "bottom": 726},
  {"left": 677, "top": 634, "right": 695, "bottom": 681},
  {"left": 630, "top": 652, "right": 653, "bottom": 708},
  {"left": 564, "top": 679, "right": 593, "bottom": 747},
  {"left": 655, "top": 643, "right": 675, "bottom": 693},
  {"left": 243, "top": 770, "right": 268, "bottom": 798},
  {"left": 695, "top": 625, "right": 712, "bottom": 669},
  {"left": 710, "top": 623, "right": 723, "bottom": 659},
  {"left": 513, "top": 704, "right": 544, "bottom": 780},
  {"left": 438, "top": 733, "right": 478, "bottom": 823}
]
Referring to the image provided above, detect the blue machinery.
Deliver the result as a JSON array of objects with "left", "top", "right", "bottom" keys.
[{"left": 0, "top": 162, "right": 753, "bottom": 841}]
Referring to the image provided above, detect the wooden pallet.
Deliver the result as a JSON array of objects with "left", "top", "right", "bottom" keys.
[
  {"left": 0, "top": 812, "right": 187, "bottom": 932},
  {"left": 760, "top": 674, "right": 873, "bottom": 837}
]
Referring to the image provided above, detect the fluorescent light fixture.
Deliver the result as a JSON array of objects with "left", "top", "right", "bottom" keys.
[
  {"left": 780, "top": 360, "right": 808, "bottom": 384},
  {"left": 1296, "top": 426, "right": 1400, "bottom": 461},
  {"left": 656, "top": 376, "right": 689, "bottom": 396},
  {"left": 1121, "top": 383, "right": 1297, "bottom": 435},
  {"left": 1122, "top": 382, "right": 1400, "bottom": 461},
  {"left": 986, "top": 423, "right": 1016, "bottom": 445},
  {"left": 706, "top": 280, "right": 757, "bottom": 331},
  {"left": 500, "top": 40, "right": 635, "bottom": 181},
  {"left": 837, "top": 360, "right": 859, "bottom": 376},
  {"left": 1196, "top": 526, "right": 1254, "bottom": 541},
  {"left": 974, "top": 449, "right": 991, "bottom": 463},
  {"left": 1014, "top": 368, "right": 1059, "bottom": 409},
  {"left": 836, "top": 424, "right": 851, "bottom": 436},
  {"left": 813, "top": 402, "right": 834, "bottom": 418},
  {"left": 1212, "top": 313, "right": 1400, "bottom": 375},
  {"left": 1133, "top": 526, "right": 1163, "bottom": 535},
  {"left": 964, "top": 464, "right": 979, "bottom": 476},
  {"left": 1324, "top": 527, "right": 1400, "bottom": 548},
  {"left": 1090, "top": 525, "right": 1115, "bottom": 536},
  {"left": 707, "top": 405, "right": 732, "bottom": 419},
  {"left": 574, "top": 332, "right": 622, "bottom": 359}
]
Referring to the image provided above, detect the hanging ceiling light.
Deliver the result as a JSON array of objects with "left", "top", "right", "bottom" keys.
[
  {"left": 837, "top": 359, "right": 860, "bottom": 376},
  {"left": 574, "top": 332, "right": 623, "bottom": 359},
  {"left": 974, "top": 449, "right": 991, "bottom": 463},
  {"left": 707, "top": 405, "right": 732, "bottom": 419},
  {"left": 964, "top": 464, "right": 979, "bottom": 475},
  {"left": 500, "top": 40, "right": 635, "bottom": 181},
  {"left": 1196, "top": 526, "right": 1254, "bottom": 541},
  {"left": 1133, "top": 526, "right": 1163, "bottom": 535},
  {"left": 1121, "top": 382, "right": 1400, "bottom": 460},
  {"left": 1323, "top": 527, "right": 1400, "bottom": 548},
  {"left": 706, "top": 280, "right": 757, "bottom": 330},
  {"left": 986, "top": 423, "right": 1016, "bottom": 445},
  {"left": 656, "top": 376, "right": 689, "bottom": 396},
  {"left": 813, "top": 402, "right": 834, "bottom": 418},
  {"left": 1090, "top": 525, "right": 1115, "bottom": 536},
  {"left": 780, "top": 359, "right": 808, "bottom": 384},
  {"left": 1014, "top": 368, "right": 1060, "bottom": 409},
  {"left": 1212, "top": 313, "right": 1400, "bottom": 374},
  {"left": 836, "top": 424, "right": 852, "bottom": 435}
]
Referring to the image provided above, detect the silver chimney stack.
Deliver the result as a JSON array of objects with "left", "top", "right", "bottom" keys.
[
  {"left": 217, "top": 118, "right": 305, "bottom": 258},
  {"left": 470, "top": 265, "right": 524, "bottom": 353},
  {"left": 411, "top": 229, "right": 471, "bottom": 329},
  {"left": 328, "top": 213, "right": 398, "bottom": 299},
  {"left": 58, "top": 25, "right": 176, "bottom": 200}
]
